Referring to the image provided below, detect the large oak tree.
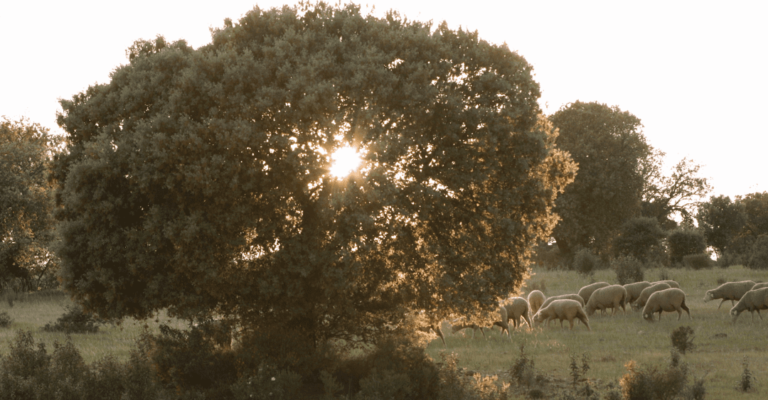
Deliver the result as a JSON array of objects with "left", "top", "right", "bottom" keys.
[{"left": 52, "top": 3, "right": 574, "bottom": 347}]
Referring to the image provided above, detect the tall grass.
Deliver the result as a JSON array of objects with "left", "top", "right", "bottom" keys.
[{"left": 426, "top": 265, "right": 768, "bottom": 399}]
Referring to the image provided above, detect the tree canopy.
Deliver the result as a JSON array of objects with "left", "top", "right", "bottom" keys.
[
  {"left": 52, "top": 3, "right": 575, "bottom": 346},
  {"left": 549, "top": 101, "right": 651, "bottom": 257},
  {"left": 641, "top": 150, "right": 711, "bottom": 229},
  {"left": 0, "top": 117, "right": 58, "bottom": 289}
]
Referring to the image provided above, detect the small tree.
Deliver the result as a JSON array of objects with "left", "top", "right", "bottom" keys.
[
  {"left": 667, "top": 229, "right": 706, "bottom": 266},
  {"left": 613, "top": 217, "right": 665, "bottom": 263},
  {"left": 613, "top": 256, "right": 644, "bottom": 285},
  {"left": 747, "top": 235, "right": 768, "bottom": 270}
]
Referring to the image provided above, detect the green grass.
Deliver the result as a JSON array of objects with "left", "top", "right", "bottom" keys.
[
  {"left": 425, "top": 265, "right": 768, "bottom": 399},
  {"left": 0, "top": 290, "right": 187, "bottom": 364}
]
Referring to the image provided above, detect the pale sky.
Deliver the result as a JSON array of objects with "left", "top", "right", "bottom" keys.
[{"left": 2, "top": 1, "right": 766, "bottom": 199}]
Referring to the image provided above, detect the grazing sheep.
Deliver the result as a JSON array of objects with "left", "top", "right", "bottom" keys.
[
  {"left": 623, "top": 281, "right": 652, "bottom": 305},
  {"left": 703, "top": 280, "right": 756, "bottom": 309},
  {"left": 507, "top": 297, "right": 532, "bottom": 329},
  {"left": 730, "top": 287, "right": 768, "bottom": 323},
  {"left": 494, "top": 297, "right": 532, "bottom": 335},
  {"left": 642, "top": 288, "right": 691, "bottom": 322},
  {"left": 585, "top": 285, "right": 627, "bottom": 316},
  {"left": 541, "top": 294, "right": 585, "bottom": 309},
  {"left": 578, "top": 282, "right": 610, "bottom": 305},
  {"left": 654, "top": 279, "right": 680, "bottom": 289},
  {"left": 532, "top": 299, "right": 590, "bottom": 331},
  {"left": 528, "top": 290, "right": 546, "bottom": 317},
  {"left": 450, "top": 321, "right": 486, "bottom": 339},
  {"left": 633, "top": 282, "right": 672, "bottom": 310},
  {"left": 751, "top": 282, "right": 768, "bottom": 290},
  {"left": 538, "top": 294, "right": 585, "bottom": 326}
]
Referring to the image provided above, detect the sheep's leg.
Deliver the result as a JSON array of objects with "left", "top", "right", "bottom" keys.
[
  {"left": 758, "top": 310, "right": 763, "bottom": 320},
  {"left": 717, "top": 299, "right": 727, "bottom": 309},
  {"left": 681, "top": 303, "right": 691, "bottom": 320},
  {"left": 568, "top": 318, "right": 575, "bottom": 330}
]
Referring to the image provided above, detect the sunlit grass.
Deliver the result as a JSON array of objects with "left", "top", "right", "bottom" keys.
[{"left": 426, "top": 265, "right": 768, "bottom": 398}]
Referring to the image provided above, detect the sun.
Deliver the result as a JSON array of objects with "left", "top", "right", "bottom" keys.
[{"left": 330, "top": 146, "right": 363, "bottom": 178}]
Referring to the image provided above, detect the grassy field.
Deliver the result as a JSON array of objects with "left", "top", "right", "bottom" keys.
[
  {"left": 0, "top": 290, "right": 187, "bottom": 364},
  {"left": 425, "top": 265, "right": 768, "bottom": 399},
  {"left": 0, "top": 266, "right": 765, "bottom": 398}
]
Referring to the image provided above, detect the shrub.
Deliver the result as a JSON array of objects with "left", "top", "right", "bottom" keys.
[
  {"left": 614, "top": 217, "right": 666, "bottom": 262},
  {"left": 573, "top": 249, "right": 598, "bottom": 276},
  {"left": 43, "top": 305, "right": 100, "bottom": 334},
  {"left": 142, "top": 324, "right": 238, "bottom": 398},
  {"left": 0, "top": 312, "right": 12, "bottom": 328},
  {"left": 747, "top": 235, "right": 768, "bottom": 270},
  {"left": 613, "top": 256, "right": 645, "bottom": 285},
  {"left": 667, "top": 229, "right": 706, "bottom": 266},
  {"left": 509, "top": 345, "right": 536, "bottom": 388},
  {"left": 0, "top": 330, "right": 164, "bottom": 400},
  {"left": 737, "top": 357, "right": 756, "bottom": 393},
  {"left": 620, "top": 360, "right": 689, "bottom": 400},
  {"left": 671, "top": 326, "right": 695, "bottom": 354},
  {"left": 683, "top": 254, "right": 713, "bottom": 270}
]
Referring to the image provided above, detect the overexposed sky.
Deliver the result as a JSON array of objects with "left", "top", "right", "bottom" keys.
[{"left": 2, "top": 1, "right": 766, "bottom": 199}]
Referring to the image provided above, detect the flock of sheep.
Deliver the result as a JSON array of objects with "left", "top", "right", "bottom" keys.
[{"left": 440, "top": 278, "right": 768, "bottom": 345}]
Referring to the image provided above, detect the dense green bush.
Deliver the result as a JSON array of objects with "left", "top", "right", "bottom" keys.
[
  {"left": 573, "top": 248, "right": 598, "bottom": 276},
  {"left": 0, "top": 330, "right": 163, "bottom": 400},
  {"left": 613, "top": 256, "right": 645, "bottom": 285},
  {"left": 746, "top": 235, "right": 768, "bottom": 270},
  {"left": 682, "top": 254, "right": 713, "bottom": 270},
  {"left": 667, "top": 229, "right": 706, "bottom": 266},
  {"left": 43, "top": 305, "right": 100, "bottom": 333},
  {"left": 614, "top": 217, "right": 666, "bottom": 262},
  {"left": 671, "top": 326, "right": 695, "bottom": 354},
  {"left": 0, "top": 312, "right": 12, "bottom": 328}
]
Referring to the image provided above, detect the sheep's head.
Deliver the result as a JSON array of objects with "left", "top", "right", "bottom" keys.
[
  {"left": 643, "top": 312, "right": 654, "bottom": 322},
  {"left": 730, "top": 308, "right": 739, "bottom": 318},
  {"left": 532, "top": 313, "right": 543, "bottom": 326},
  {"left": 703, "top": 291, "right": 714, "bottom": 302}
]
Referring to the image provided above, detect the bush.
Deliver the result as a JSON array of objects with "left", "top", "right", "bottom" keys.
[
  {"left": 671, "top": 326, "right": 695, "bottom": 354},
  {"left": 43, "top": 305, "right": 100, "bottom": 333},
  {"left": 0, "top": 312, "right": 12, "bottom": 328},
  {"left": 747, "top": 235, "right": 768, "bottom": 270},
  {"left": 737, "top": 357, "right": 756, "bottom": 393},
  {"left": 613, "top": 256, "right": 645, "bottom": 285},
  {"left": 614, "top": 217, "right": 666, "bottom": 262},
  {"left": 667, "top": 229, "right": 706, "bottom": 266},
  {"left": 0, "top": 330, "right": 163, "bottom": 400},
  {"left": 573, "top": 249, "right": 598, "bottom": 276},
  {"left": 142, "top": 324, "right": 238, "bottom": 398},
  {"left": 682, "top": 253, "right": 713, "bottom": 270},
  {"left": 620, "top": 360, "right": 689, "bottom": 400}
]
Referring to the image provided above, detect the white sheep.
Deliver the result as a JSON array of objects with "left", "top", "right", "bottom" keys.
[
  {"left": 642, "top": 288, "right": 691, "bottom": 322},
  {"left": 633, "top": 282, "right": 672, "bottom": 310},
  {"left": 494, "top": 297, "right": 532, "bottom": 335},
  {"left": 623, "top": 281, "right": 651, "bottom": 305},
  {"left": 527, "top": 290, "right": 546, "bottom": 317},
  {"left": 703, "top": 280, "right": 756, "bottom": 309},
  {"left": 578, "top": 282, "right": 610, "bottom": 305},
  {"left": 532, "top": 299, "right": 590, "bottom": 331},
  {"left": 730, "top": 287, "right": 768, "bottom": 323},
  {"left": 585, "top": 285, "right": 627, "bottom": 316},
  {"left": 751, "top": 282, "right": 768, "bottom": 290},
  {"left": 654, "top": 279, "right": 680, "bottom": 289},
  {"left": 538, "top": 294, "right": 585, "bottom": 326}
]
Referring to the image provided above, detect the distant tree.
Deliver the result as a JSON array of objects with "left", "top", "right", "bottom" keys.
[
  {"left": 696, "top": 195, "right": 746, "bottom": 258},
  {"left": 667, "top": 229, "right": 706, "bottom": 266},
  {"left": 641, "top": 150, "right": 711, "bottom": 229},
  {"left": 549, "top": 101, "right": 651, "bottom": 258},
  {"left": 51, "top": 3, "right": 575, "bottom": 353},
  {"left": 613, "top": 217, "right": 666, "bottom": 263},
  {"left": 0, "top": 117, "right": 59, "bottom": 290}
]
